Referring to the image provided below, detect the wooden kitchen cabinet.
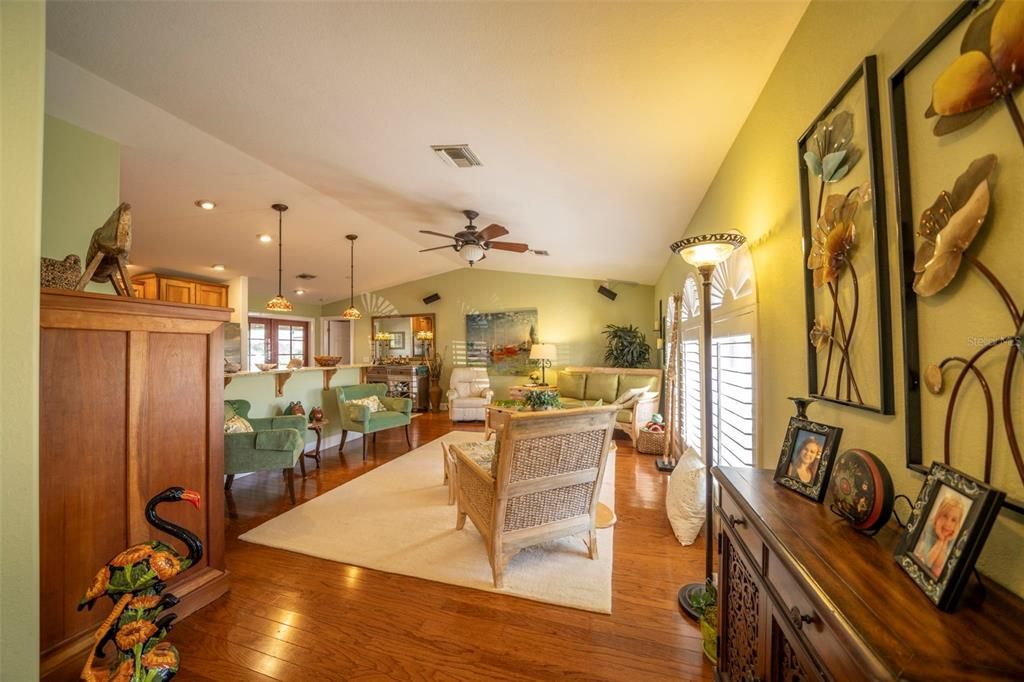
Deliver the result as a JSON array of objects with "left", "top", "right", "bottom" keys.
[{"left": 132, "top": 273, "right": 228, "bottom": 307}]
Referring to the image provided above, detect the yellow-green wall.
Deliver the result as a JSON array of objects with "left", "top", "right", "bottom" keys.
[
  {"left": 655, "top": 0, "right": 1023, "bottom": 596},
  {"left": 0, "top": 2, "right": 45, "bottom": 677},
  {"left": 41, "top": 115, "right": 120, "bottom": 294},
  {"left": 322, "top": 268, "right": 656, "bottom": 398}
]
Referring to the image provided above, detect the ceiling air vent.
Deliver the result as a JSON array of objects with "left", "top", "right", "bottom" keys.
[
  {"left": 431, "top": 144, "right": 483, "bottom": 168},
  {"left": 296, "top": 273, "right": 317, "bottom": 280}
]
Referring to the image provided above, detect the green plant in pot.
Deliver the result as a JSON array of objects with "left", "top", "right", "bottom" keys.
[
  {"left": 689, "top": 578, "right": 719, "bottom": 665},
  {"left": 523, "top": 389, "right": 561, "bottom": 411},
  {"left": 602, "top": 324, "right": 651, "bottom": 368}
]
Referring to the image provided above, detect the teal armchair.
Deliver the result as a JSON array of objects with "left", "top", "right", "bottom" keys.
[
  {"left": 224, "top": 400, "right": 307, "bottom": 504},
  {"left": 335, "top": 384, "right": 413, "bottom": 460}
]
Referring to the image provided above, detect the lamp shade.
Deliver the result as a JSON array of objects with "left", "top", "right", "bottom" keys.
[
  {"left": 459, "top": 243, "right": 485, "bottom": 264},
  {"left": 341, "top": 306, "right": 362, "bottom": 320},
  {"left": 670, "top": 231, "right": 746, "bottom": 268},
  {"left": 529, "top": 343, "right": 557, "bottom": 362}
]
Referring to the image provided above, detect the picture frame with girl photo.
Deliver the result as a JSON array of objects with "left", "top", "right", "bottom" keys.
[
  {"left": 894, "top": 462, "right": 1005, "bottom": 612},
  {"left": 773, "top": 417, "right": 843, "bottom": 502}
]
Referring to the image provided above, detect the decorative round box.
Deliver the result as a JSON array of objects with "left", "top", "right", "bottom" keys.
[{"left": 827, "top": 448, "right": 894, "bottom": 533}]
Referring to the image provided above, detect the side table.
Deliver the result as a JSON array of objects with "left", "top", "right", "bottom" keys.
[{"left": 305, "top": 419, "right": 328, "bottom": 476}]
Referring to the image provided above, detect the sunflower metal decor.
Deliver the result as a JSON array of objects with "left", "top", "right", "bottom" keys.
[
  {"left": 890, "top": 0, "right": 1024, "bottom": 512},
  {"left": 799, "top": 56, "right": 894, "bottom": 414}
]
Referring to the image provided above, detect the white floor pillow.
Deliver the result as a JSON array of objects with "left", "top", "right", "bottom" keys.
[{"left": 666, "top": 447, "right": 706, "bottom": 546}]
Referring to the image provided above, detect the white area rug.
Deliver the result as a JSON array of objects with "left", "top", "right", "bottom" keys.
[{"left": 240, "top": 431, "right": 615, "bottom": 613}]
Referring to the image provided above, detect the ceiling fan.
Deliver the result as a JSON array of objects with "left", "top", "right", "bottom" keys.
[{"left": 419, "top": 210, "right": 534, "bottom": 266}]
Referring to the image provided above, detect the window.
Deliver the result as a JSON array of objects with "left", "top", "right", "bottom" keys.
[
  {"left": 667, "top": 247, "right": 757, "bottom": 467},
  {"left": 249, "top": 316, "right": 310, "bottom": 368}
]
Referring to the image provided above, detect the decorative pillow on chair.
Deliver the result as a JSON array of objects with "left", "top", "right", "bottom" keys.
[
  {"left": 224, "top": 415, "right": 254, "bottom": 434},
  {"left": 349, "top": 395, "right": 386, "bottom": 412}
]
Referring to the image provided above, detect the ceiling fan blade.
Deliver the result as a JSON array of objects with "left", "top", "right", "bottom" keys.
[
  {"left": 419, "top": 244, "right": 456, "bottom": 253},
  {"left": 486, "top": 240, "right": 530, "bottom": 253},
  {"left": 477, "top": 223, "right": 509, "bottom": 241},
  {"left": 419, "top": 230, "right": 458, "bottom": 241}
]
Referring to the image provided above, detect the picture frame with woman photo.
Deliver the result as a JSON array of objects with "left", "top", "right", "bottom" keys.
[
  {"left": 894, "top": 462, "right": 1005, "bottom": 612},
  {"left": 773, "top": 417, "right": 843, "bottom": 502}
]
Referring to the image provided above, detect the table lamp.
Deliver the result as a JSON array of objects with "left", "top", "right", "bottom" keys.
[{"left": 529, "top": 343, "right": 556, "bottom": 385}]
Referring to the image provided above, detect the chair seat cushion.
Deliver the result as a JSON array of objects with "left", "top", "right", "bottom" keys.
[
  {"left": 367, "top": 410, "right": 410, "bottom": 431},
  {"left": 451, "top": 396, "right": 489, "bottom": 408},
  {"left": 451, "top": 440, "right": 495, "bottom": 472}
]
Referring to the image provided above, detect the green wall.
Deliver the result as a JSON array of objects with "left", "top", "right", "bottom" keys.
[
  {"left": 41, "top": 115, "right": 120, "bottom": 294},
  {"left": 0, "top": 2, "right": 45, "bottom": 677},
  {"left": 655, "top": 0, "right": 1023, "bottom": 596},
  {"left": 322, "top": 268, "right": 656, "bottom": 398}
]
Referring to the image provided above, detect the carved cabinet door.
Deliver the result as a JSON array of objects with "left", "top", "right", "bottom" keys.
[
  {"left": 718, "top": 531, "right": 767, "bottom": 681},
  {"left": 768, "top": 609, "right": 824, "bottom": 682}
]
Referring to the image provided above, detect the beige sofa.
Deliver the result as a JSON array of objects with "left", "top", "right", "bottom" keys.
[{"left": 555, "top": 366, "right": 661, "bottom": 444}]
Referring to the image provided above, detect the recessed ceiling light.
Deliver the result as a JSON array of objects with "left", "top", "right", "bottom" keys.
[
  {"left": 211, "top": 264, "right": 225, "bottom": 271},
  {"left": 195, "top": 200, "right": 216, "bottom": 210},
  {"left": 294, "top": 289, "right": 305, "bottom": 295},
  {"left": 258, "top": 234, "right": 272, "bottom": 243}
]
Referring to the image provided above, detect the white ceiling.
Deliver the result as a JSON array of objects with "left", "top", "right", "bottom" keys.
[{"left": 45, "top": 1, "right": 807, "bottom": 302}]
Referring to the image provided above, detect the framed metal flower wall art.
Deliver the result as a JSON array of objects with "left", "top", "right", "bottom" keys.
[
  {"left": 799, "top": 55, "right": 894, "bottom": 414},
  {"left": 890, "top": 0, "right": 1024, "bottom": 512}
]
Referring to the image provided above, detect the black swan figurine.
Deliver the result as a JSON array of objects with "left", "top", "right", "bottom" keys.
[{"left": 78, "top": 487, "right": 203, "bottom": 682}]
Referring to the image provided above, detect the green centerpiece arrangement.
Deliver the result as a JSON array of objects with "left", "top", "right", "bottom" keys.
[{"left": 523, "top": 389, "right": 561, "bottom": 411}]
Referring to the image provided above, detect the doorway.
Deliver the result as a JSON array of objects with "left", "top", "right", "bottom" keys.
[{"left": 321, "top": 317, "right": 354, "bottom": 364}]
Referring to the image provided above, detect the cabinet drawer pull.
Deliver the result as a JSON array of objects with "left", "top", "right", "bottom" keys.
[
  {"left": 789, "top": 606, "right": 815, "bottom": 630},
  {"left": 727, "top": 513, "right": 746, "bottom": 528}
]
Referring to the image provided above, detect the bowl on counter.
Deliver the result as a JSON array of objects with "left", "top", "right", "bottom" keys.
[
  {"left": 256, "top": 363, "right": 278, "bottom": 372},
  {"left": 314, "top": 355, "right": 343, "bottom": 367}
]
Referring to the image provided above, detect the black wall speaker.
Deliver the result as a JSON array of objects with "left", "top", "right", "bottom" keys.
[
  {"left": 597, "top": 285, "right": 617, "bottom": 301},
  {"left": 423, "top": 293, "right": 441, "bottom": 305}
]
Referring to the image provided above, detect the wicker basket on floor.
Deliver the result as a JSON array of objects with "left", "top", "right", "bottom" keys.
[{"left": 636, "top": 428, "right": 665, "bottom": 455}]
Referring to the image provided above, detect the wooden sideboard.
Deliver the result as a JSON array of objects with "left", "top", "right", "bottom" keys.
[
  {"left": 39, "top": 289, "right": 230, "bottom": 676},
  {"left": 713, "top": 466, "right": 1024, "bottom": 681},
  {"left": 131, "top": 272, "right": 228, "bottom": 307}
]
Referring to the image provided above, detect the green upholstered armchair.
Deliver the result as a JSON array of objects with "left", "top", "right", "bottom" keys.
[
  {"left": 223, "top": 400, "right": 307, "bottom": 504},
  {"left": 335, "top": 384, "right": 413, "bottom": 460}
]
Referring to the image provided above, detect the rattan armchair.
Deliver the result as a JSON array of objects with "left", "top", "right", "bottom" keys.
[{"left": 452, "top": 405, "right": 618, "bottom": 587}]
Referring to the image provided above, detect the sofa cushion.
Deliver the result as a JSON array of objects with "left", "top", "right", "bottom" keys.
[
  {"left": 613, "top": 387, "right": 647, "bottom": 409},
  {"left": 558, "top": 396, "right": 585, "bottom": 408},
  {"left": 557, "top": 372, "right": 586, "bottom": 400},
  {"left": 618, "top": 373, "right": 659, "bottom": 394},
  {"left": 616, "top": 409, "right": 633, "bottom": 424},
  {"left": 585, "top": 373, "right": 619, "bottom": 404}
]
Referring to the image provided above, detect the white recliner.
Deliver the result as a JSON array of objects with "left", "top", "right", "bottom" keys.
[{"left": 447, "top": 367, "right": 494, "bottom": 422}]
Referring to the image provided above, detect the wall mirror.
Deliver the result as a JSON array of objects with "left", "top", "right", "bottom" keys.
[{"left": 372, "top": 313, "right": 436, "bottom": 360}]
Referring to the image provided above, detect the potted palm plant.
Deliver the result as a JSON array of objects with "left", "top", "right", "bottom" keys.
[{"left": 690, "top": 578, "right": 718, "bottom": 665}]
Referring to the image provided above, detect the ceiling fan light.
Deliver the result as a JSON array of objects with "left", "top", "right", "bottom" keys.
[
  {"left": 341, "top": 306, "right": 362, "bottom": 320},
  {"left": 459, "top": 243, "right": 485, "bottom": 264}
]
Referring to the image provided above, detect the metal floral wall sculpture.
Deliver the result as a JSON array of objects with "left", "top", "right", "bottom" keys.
[
  {"left": 891, "top": 0, "right": 1023, "bottom": 511},
  {"left": 799, "top": 56, "right": 894, "bottom": 414}
]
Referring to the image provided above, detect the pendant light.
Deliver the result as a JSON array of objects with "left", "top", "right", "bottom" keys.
[
  {"left": 265, "top": 203, "right": 293, "bottom": 312},
  {"left": 341, "top": 234, "right": 362, "bottom": 320}
]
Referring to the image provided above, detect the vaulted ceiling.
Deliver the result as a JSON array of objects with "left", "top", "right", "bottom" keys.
[{"left": 45, "top": 1, "right": 807, "bottom": 302}]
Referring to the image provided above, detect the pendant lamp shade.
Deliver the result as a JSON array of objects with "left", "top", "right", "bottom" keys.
[
  {"left": 341, "top": 234, "right": 362, "bottom": 320},
  {"left": 266, "top": 204, "right": 293, "bottom": 312}
]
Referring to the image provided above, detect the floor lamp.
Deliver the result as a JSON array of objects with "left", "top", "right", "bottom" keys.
[{"left": 669, "top": 230, "right": 746, "bottom": 620}]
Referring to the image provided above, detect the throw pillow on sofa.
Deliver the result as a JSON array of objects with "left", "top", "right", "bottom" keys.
[
  {"left": 613, "top": 387, "right": 646, "bottom": 408},
  {"left": 349, "top": 395, "right": 386, "bottom": 412},
  {"left": 224, "top": 415, "right": 254, "bottom": 434}
]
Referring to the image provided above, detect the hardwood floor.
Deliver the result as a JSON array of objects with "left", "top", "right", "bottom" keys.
[{"left": 51, "top": 413, "right": 713, "bottom": 681}]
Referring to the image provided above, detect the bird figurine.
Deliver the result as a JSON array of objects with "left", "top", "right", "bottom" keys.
[
  {"left": 80, "top": 487, "right": 203, "bottom": 612},
  {"left": 79, "top": 487, "right": 203, "bottom": 682}
]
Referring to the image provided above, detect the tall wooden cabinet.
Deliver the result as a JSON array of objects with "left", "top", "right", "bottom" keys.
[
  {"left": 714, "top": 467, "right": 1024, "bottom": 681},
  {"left": 39, "top": 289, "right": 230, "bottom": 675}
]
